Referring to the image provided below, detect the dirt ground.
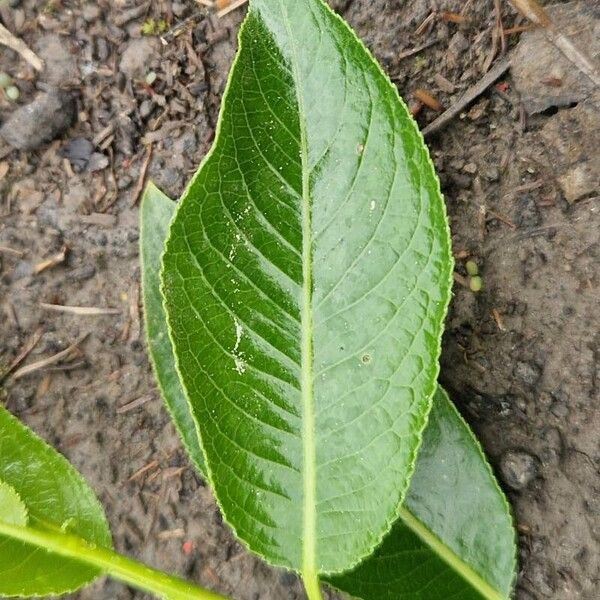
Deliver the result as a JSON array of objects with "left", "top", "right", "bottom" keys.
[{"left": 1, "top": 0, "right": 599, "bottom": 598}]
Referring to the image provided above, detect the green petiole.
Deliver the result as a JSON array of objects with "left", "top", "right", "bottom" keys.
[{"left": 0, "top": 520, "right": 229, "bottom": 600}]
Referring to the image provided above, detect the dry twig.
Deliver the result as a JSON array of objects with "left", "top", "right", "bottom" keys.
[
  {"left": 217, "top": 0, "right": 248, "bottom": 18},
  {"left": 414, "top": 88, "right": 443, "bottom": 112},
  {"left": 161, "top": 11, "right": 205, "bottom": 43},
  {"left": 12, "top": 333, "right": 88, "bottom": 380},
  {"left": 128, "top": 460, "right": 160, "bottom": 482},
  {"left": 117, "top": 395, "right": 152, "bottom": 414},
  {"left": 80, "top": 213, "right": 117, "bottom": 227},
  {"left": 415, "top": 11, "right": 436, "bottom": 35},
  {"left": 0, "top": 245, "right": 24, "bottom": 257},
  {"left": 0, "top": 328, "right": 44, "bottom": 384},
  {"left": 0, "top": 23, "right": 43, "bottom": 71},
  {"left": 34, "top": 245, "right": 69, "bottom": 274},
  {"left": 422, "top": 58, "right": 511, "bottom": 137},
  {"left": 131, "top": 145, "right": 153, "bottom": 206},
  {"left": 115, "top": 2, "right": 150, "bottom": 27},
  {"left": 396, "top": 40, "right": 438, "bottom": 62},
  {"left": 39, "top": 303, "right": 121, "bottom": 316}
]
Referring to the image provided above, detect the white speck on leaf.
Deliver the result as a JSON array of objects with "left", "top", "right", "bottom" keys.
[
  {"left": 228, "top": 233, "right": 242, "bottom": 263},
  {"left": 233, "top": 317, "right": 246, "bottom": 374}
]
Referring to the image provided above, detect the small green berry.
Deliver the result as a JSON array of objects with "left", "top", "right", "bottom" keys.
[
  {"left": 5, "top": 85, "right": 20, "bottom": 101},
  {"left": 465, "top": 260, "right": 479, "bottom": 276},
  {"left": 0, "top": 72, "right": 12, "bottom": 89},
  {"left": 469, "top": 276, "right": 483, "bottom": 293}
]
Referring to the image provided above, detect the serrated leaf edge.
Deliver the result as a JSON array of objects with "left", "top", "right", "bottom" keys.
[
  {"left": 159, "top": 10, "right": 260, "bottom": 572},
  {"left": 140, "top": 182, "right": 207, "bottom": 477}
]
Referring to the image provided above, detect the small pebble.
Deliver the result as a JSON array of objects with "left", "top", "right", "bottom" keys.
[
  {"left": 82, "top": 3, "right": 101, "bottom": 21},
  {"left": 172, "top": 1, "right": 186, "bottom": 17},
  {"left": 469, "top": 275, "right": 483, "bottom": 292},
  {"left": 500, "top": 450, "right": 538, "bottom": 490},
  {"left": 514, "top": 360, "right": 542, "bottom": 386},
  {"left": 466, "top": 260, "right": 479, "bottom": 276},
  {"left": 550, "top": 400, "right": 569, "bottom": 418},
  {"left": 189, "top": 81, "right": 208, "bottom": 96},
  {"left": 117, "top": 175, "right": 133, "bottom": 190},
  {"left": 88, "top": 152, "right": 110, "bottom": 172},
  {"left": 5, "top": 85, "right": 20, "bottom": 101},
  {"left": 516, "top": 194, "right": 542, "bottom": 229},
  {"left": 145, "top": 71, "right": 157, "bottom": 85},
  {"left": 95, "top": 37, "right": 109, "bottom": 62},
  {"left": 0, "top": 90, "right": 76, "bottom": 150},
  {"left": 67, "top": 265, "right": 97, "bottom": 282},
  {"left": 139, "top": 99, "right": 154, "bottom": 119}
]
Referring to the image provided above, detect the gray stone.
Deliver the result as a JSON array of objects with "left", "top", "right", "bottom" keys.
[
  {"left": 511, "top": 2, "right": 599, "bottom": 114},
  {"left": 67, "top": 265, "right": 97, "bottom": 282},
  {"left": 0, "top": 90, "right": 76, "bottom": 150},
  {"left": 516, "top": 195, "right": 542, "bottom": 229},
  {"left": 60, "top": 137, "right": 94, "bottom": 171},
  {"left": 171, "top": 2, "right": 186, "bottom": 17},
  {"left": 540, "top": 98, "right": 600, "bottom": 203},
  {"left": 514, "top": 360, "right": 542, "bottom": 387},
  {"left": 36, "top": 34, "right": 79, "bottom": 86},
  {"left": 88, "top": 152, "right": 109, "bottom": 172},
  {"left": 82, "top": 3, "right": 101, "bottom": 21},
  {"left": 119, "top": 38, "right": 159, "bottom": 79},
  {"left": 139, "top": 99, "right": 155, "bottom": 119},
  {"left": 500, "top": 450, "right": 539, "bottom": 490}
]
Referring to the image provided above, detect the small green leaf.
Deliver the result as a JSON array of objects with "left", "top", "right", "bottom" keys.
[
  {"left": 161, "top": 0, "right": 452, "bottom": 581},
  {"left": 326, "top": 387, "right": 517, "bottom": 600},
  {"left": 0, "top": 481, "right": 27, "bottom": 527},
  {"left": 0, "top": 405, "right": 112, "bottom": 597},
  {"left": 140, "top": 182, "right": 206, "bottom": 475}
]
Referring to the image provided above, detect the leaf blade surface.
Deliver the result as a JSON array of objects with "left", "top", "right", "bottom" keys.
[
  {"left": 0, "top": 406, "right": 112, "bottom": 596},
  {"left": 326, "top": 387, "right": 517, "bottom": 599},
  {"left": 161, "top": 0, "right": 453, "bottom": 575},
  {"left": 141, "top": 182, "right": 206, "bottom": 475}
]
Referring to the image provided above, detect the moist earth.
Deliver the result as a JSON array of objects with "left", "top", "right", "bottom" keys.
[{"left": 0, "top": 0, "right": 598, "bottom": 598}]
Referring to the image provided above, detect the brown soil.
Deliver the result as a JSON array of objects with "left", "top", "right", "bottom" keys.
[{"left": 1, "top": 1, "right": 598, "bottom": 599}]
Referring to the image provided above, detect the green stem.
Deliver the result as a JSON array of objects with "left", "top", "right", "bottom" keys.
[
  {"left": 0, "top": 521, "right": 229, "bottom": 600},
  {"left": 302, "top": 570, "right": 324, "bottom": 600}
]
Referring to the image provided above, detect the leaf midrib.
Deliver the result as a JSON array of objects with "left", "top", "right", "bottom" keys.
[
  {"left": 275, "top": 0, "right": 318, "bottom": 588},
  {"left": 398, "top": 506, "right": 507, "bottom": 600}
]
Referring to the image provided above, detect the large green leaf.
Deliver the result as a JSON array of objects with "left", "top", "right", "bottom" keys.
[
  {"left": 327, "top": 387, "right": 517, "bottom": 599},
  {"left": 0, "top": 405, "right": 112, "bottom": 596},
  {"left": 161, "top": 0, "right": 453, "bottom": 584},
  {"left": 143, "top": 192, "right": 515, "bottom": 599},
  {"left": 143, "top": 192, "right": 513, "bottom": 597},
  {"left": 141, "top": 182, "right": 206, "bottom": 475}
]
